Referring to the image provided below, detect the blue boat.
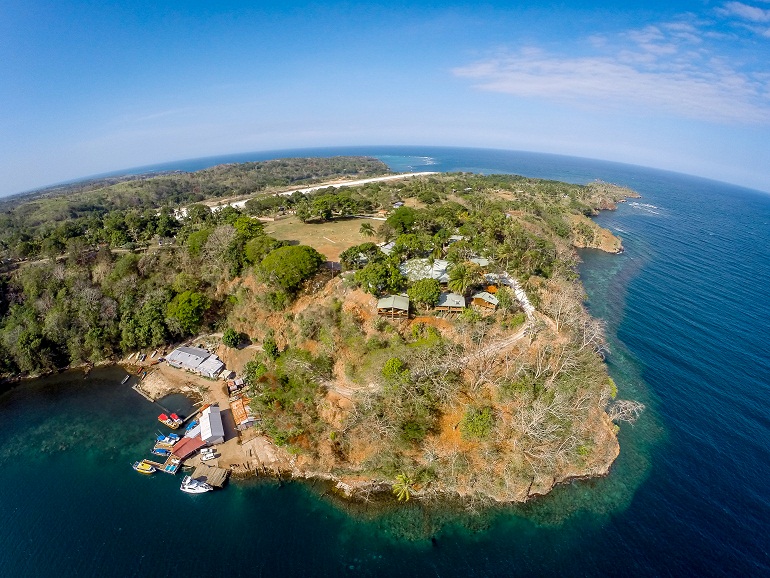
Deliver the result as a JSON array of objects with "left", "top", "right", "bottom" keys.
[
  {"left": 155, "top": 433, "right": 180, "bottom": 447},
  {"left": 151, "top": 447, "right": 171, "bottom": 457},
  {"left": 185, "top": 420, "right": 199, "bottom": 432}
]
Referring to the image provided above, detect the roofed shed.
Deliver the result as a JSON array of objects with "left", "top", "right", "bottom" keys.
[
  {"left": 472, "top": 291, "right": 499, "bottom": 310},
  {"left": 377, "top": 295, "right": 409, "bottom": 318},
  {"left": 166, "top": 346, "right": 225, "bottom": 379},
  {"left": 201, "top": 405, "right": 225, "bottom": 445},
  {"left": 435, "top": 292, "right": 466, "bottom": 312}
]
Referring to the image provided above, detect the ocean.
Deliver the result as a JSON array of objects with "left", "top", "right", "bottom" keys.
[{"left": 1, "top": 147, "right": 769, "bottom": 576}]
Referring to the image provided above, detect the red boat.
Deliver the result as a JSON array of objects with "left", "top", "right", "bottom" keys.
[{"left": 158, "top": 413, "right": 181, "bottom": 429}]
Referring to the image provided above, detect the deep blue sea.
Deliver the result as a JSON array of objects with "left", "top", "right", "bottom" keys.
[{"left": 2, "top": 147, "right": 769, "bottom": 576}]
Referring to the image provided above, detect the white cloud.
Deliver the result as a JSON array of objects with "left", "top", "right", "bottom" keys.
[
  {"left": 719, "top": 2, "right": 770, "bottom": 22},
  {"left": 453, "top": 18, "right": 770, "bottom": 125},
  {"left": 455, "top": 53, "right": 767, "bottom": 123}
]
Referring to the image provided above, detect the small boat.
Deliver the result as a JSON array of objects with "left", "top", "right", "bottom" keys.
[
  {"left": 200, "top": 447, "right": 216, "bottom": 462},
  {"left": 169, "top": 413, "right": 183, "bottom": 427},
  {"left": 158, "top": 413, "right": 181, "bottom": 429},
  {"left": 151, "top": 447, "right": 171, "bottom": 457},
  {"left": 132, "top": 460, "right": 156, "bottom": 475},
  {"left": 121, "top": 375, "right": 130, "bottom": 385},
  {"left": 180, "top": 475, "right": 213, "bottom": 494},
  {"left": 156, "top": 433, "right": 179, "bottom": 446},
  {"left": 151, "top": 350, "right": 158, "bottom": 358},
  {"left": 185, "top": 420, "right": 199, "bottom": 432}
]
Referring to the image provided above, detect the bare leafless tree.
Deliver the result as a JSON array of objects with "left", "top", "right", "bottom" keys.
[
  {"left": 607, "top": 400, "right": 645, "bottom": 424},
  {"left": 540, "top": 277, "right": 584, "bottom": 333}
]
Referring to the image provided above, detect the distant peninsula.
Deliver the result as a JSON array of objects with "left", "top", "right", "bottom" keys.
[{"left": 0, "top": 157, "right": 643, "bottom": 503}]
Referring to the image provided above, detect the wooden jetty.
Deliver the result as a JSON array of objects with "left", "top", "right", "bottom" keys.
[
  {"left": 180, "top": 410, "right": 199, "bottom": 426},
  {"left": 145, "top": 455, "right": 182, "bottom": 475},
  {"left": 190, "top": 464, "right": 230, "bottom": 488}
]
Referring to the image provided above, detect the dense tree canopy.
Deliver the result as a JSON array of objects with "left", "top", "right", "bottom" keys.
[
  {"left": 354, "top": 261, "right": 406, "bottom": 295},
  {"left": 166, "top": 290, "right": 210, "bottom": 335},
  {"left": 407, "top": 278, "right": 442, "bottom": 308},
  {"left": 260, "top": 245, "right": 325, "bottom": 293}
]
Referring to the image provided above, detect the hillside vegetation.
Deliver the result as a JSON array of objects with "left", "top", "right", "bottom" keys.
[{"left": 0, "top": 158, "right": 642, "bottom": 503}]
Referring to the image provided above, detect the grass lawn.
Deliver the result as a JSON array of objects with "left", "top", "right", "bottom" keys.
[{"left": 264, "top": 216, "right": 381, "bottom": 261}]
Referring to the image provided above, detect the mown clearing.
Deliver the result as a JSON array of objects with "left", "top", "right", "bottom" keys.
[{"left": 264, "top": 216, "right": 378, "bottom": 261}]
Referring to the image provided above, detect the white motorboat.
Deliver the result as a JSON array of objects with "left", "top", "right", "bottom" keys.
[{"left": 180, "top": 475, "right": 213, "bottom": 494}]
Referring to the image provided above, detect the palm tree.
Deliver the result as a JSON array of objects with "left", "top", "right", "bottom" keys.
[
  {"left": 377, "top": 222, "right": 395, "bottom": 243},
  {"left": 392, "top": 473, "right": 414, "bottom": 502},
  {"left": 359, "top": 222, "right": 375, "bottom": 238},
  {"left": 448, "top": 263, "right": 477, "bottom": 296}
]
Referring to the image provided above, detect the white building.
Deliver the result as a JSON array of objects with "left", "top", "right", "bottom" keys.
[
  {"left": 166, "top": 346, "right": 225, "bottom": 379},
  {"left": 200, "top": 405, "right": 225, "bottom": 445},
  {"left": 399, "top": 258, "right": 451, "bottom": 283}
]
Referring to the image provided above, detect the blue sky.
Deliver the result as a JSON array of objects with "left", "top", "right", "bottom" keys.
[{"left": 1, "top": 0, "right": 769, "bottom": 195}]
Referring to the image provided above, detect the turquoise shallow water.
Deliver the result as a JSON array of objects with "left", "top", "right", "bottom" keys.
[{"left": 1, "top": 147, "right": 769, "bottom": 576}]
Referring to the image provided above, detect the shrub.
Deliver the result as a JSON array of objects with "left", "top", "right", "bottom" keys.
[
  {"left": 459, "top": 406, "right": 494, "bottom": 441},
  {"left": 399, "top": 418, "right": 430, "bottom": 445},
  {"left": 222, "top": 328, "right": 240, "bottom": 348},
  {"left": 244, "top": 359, "right": 268, "bottom": 388},
  {"left": 263, "top": 290, "right": 289, "bottom": 311},
  {"left": 263, "top": 333, "right": 279, "bottom": 360},
  {"left": 365, "top": 335, "right": 388, "bottom": 351},
  {"left": 382, "top": 357, "right": 406, "bottom": 380}
]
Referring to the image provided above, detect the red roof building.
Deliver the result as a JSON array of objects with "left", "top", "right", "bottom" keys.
[{"left": 171, "top": 435, "right": 205, "bottom": 459}]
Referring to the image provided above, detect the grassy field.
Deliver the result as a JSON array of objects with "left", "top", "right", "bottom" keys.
[{"left": 264, "top": 216, "right": 382, "bottom": 261}]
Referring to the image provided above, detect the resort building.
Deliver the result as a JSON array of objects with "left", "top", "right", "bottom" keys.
[
  {"left": 399, "top": 258, "right": 450, "bottom": 283},
  {"left": 377, "top": 295, "right": 410, "bottom": 318},
  {"left": 469, "top": 257, "right": 490, "bottom": 269},
  {"left": 200, "top": 405, "right": 226, "bottom": 445},
  {"left": 166, "top": 346, "right": 225, "bottom": 379},
  {"left": 435, "top": 292, "right": 466, "bottom": 313},
  {"left": 472, "top": 291, "right": 499, "bottom": 311}
]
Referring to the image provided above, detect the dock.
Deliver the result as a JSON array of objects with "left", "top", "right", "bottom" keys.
[
  {"left": 180, "top": 410, "right": 199, "bottom": 426},
  {"left": 132, "top": 384, "right": 154, "bottom": 402},
  {"left": 145, "top": 455, "right": 182, "bottom": 475},
  {"left": 190, "top": 464, "right": 230, "bottom": 488}
]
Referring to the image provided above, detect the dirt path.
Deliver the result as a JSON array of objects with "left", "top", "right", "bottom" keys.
[{"left": 460, "top": 324, "right": 529, "bottom": 364}]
